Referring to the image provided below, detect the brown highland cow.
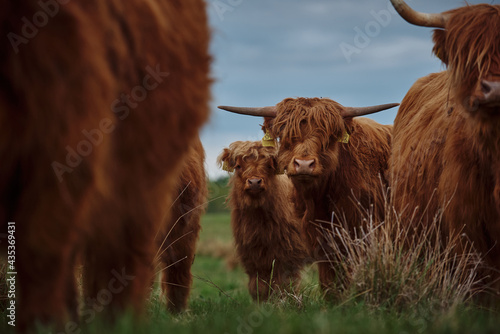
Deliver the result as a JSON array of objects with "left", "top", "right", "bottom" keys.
[
  {"left": 0, "top": 0, "right": 210, "bottom": 329},
  {"left": 389, "top": 0, "right": 500, "bottom": 291},
  {"left": 219, "top": 98, "right": 396, "bottom": 293},
  {"left": 218, "top": 141, "right": 308, "bottom": 301}
]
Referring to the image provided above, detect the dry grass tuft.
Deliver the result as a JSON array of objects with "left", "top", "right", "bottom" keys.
[{"left": 315, "top": 189, "right": 486, "bottom": 313}]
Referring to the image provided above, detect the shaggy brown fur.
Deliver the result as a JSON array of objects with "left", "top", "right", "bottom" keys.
[
  {"left": 265, "top": 97, "right": 393, "bottom": 293},
  {"left": 0, "top": 0, "right": 210, "bottom": 329},
  {"left": 156, "top": 136, "right": 207, "bottom": 313},
  {"left": 391, "top": 4, "right": 500, "bottom": 292},
  {"left": 217, "top": 141, "right": 308, "bottom": 301}
]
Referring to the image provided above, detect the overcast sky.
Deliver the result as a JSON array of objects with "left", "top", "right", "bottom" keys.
[{"left": 201, "top": 0, "right": 497, "bottom": 179}]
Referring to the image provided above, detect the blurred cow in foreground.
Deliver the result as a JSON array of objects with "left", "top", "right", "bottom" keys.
[
  {"left": 219, "top": 98, "right": 396, "bottom": 293},
  {"left": 218, "top": 141, "right": 308, "bottom": 301},
  {"left": 0, "top": 0, "right": 211, "bottom": 329},
  {"left": 389, "top": 0, "right": 500, "bottom": 292}
]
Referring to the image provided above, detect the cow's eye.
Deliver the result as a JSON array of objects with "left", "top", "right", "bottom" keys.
[{"left": 235, "top": 165, "right": 241, "bottom": 170}]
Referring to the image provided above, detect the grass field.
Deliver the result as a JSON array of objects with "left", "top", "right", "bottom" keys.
[{"left": 2, "top": 212, "right": 500, "bottom": 333}]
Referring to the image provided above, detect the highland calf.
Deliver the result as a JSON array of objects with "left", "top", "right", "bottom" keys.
[
  {"left": 218, "top": 141, "right": 308, "bottom": 301},
  {"left": 219, "top": 98, "right": 396, "bottom": 292},
  {"left": 0, "top": 0, "right": 210, "bottom": 329},
  {"left": 389, "top": 0, "right": 500, "bottom": 291}
]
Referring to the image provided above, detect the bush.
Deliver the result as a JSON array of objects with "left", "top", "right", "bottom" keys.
[{"left": 206, "top": 176, "right": 230, "bottom": 213}]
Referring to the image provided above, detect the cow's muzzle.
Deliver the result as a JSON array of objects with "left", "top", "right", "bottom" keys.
[
  {"left": 478, "top": 80, "right": 500, "bottom": 107},
  {"left": 245, "top": 178, "right": 264, "bottom": 194},
  {"left": 294, "top": 159, "right": 316, "bottom": 175}
]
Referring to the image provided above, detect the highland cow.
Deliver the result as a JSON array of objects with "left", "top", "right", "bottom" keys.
[
  {"left": 0, "top": 0, "right": 210, "bottom": 329},
  {"left": 219, "top": 98, "right": 396, "bottom": 293},
  {"left": 217, "top": 141, "right": 308, "bottom": 301},
  {"left": 389, "top": 0, "right": 500, "bottom": 290}
]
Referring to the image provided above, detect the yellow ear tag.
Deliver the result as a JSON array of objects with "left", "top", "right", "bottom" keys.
[
  {"left": 338, "top": 131, "right": 350, "bottom": 144},
  {"left": 222, "top": 161, "right": 234, "bottom": 172},
  {"left": 261, "top": 131, "right": 276, "bottom": 147}
]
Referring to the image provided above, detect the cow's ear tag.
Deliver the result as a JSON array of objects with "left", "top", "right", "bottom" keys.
[
  {"left": 338, "top": 131, "right": 350, "bottom": 144},
  {"left": 222, "top": 161, "right": 234, "bottom": 172},
  {"left": 262, "top": 131, "right": 275, "bottom": 147}
]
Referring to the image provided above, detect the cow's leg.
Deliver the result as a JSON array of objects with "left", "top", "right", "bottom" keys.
[
  {"left": 279, "top": 268, "right": 302, "bottom": 296},
  {"left": 66, "top": 253, "right": 80, "bottom": 323},
  {"left": 317, "top": 262, "right": 337, "bottom": 294},
  {"left": 16, "top": 197, "right": 81, "bottom": 331},
  {"left": 160, "top": 243, "right": 194, "bottom": 313},
  {"left": 305, "top": 222, "right": 339, "bottom": 296},
  {"left": 82, "top": 197, "right": 157, "bottom": 320},
  {"left": 18, "top": 243, "right": 77, "bottom": 331},
  {"left": 83, "top": 239, "right": 154, "bottom": 319},
  {"left": 248, "top": 275, "right": 260, "bottom": 301},
  {"left": 248, "top": 273, "right": 272, "bottom": 302},
  {"left": 159, "top": 211, "right": 200, "bottom": 313}
]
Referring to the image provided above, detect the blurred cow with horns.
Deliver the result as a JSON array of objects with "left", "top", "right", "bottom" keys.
[
  {"left": 219, "top": 98, "right": 397, "bottom": 293},
  {"left": 0, "top": 0, "right": 211, "bottom": 330},
  {"left": 389, "top": 0, "right": 500, "bottom": 292}
]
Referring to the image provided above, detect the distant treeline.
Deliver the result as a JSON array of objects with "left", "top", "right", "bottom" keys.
[{"left": 207, "top": 176, "right": 230, "bottom": 213}]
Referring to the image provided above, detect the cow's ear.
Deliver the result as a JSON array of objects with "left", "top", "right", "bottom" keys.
[
  {"left": 262, "top": 117, "right": 274, "bottom": 134},
  {"left": 343, "top": 117, "right": 354, "bottom": 134},
  {"left": 272, "top": 156, "right": 285, "bottom": 175},
  {"left": 432, "top": 29, "right": 448, "bottom": 65},
  {"left": 217, "top": 148, "right": 235, "bottom": 172}
]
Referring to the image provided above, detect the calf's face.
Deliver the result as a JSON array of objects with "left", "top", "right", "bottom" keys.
[{"left": 218, "top": 141, "right": 280, "bottom": 204}]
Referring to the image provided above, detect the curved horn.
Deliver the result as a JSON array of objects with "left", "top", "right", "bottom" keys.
[
  {"left": 218, "top": 105, "right": 277, "bottom": 117},
  {"left": 341, "top": 103, "right": 399, "bottom": 118},
  {"left": 390, "top": 0, "right": 448, "bottom": 28}
]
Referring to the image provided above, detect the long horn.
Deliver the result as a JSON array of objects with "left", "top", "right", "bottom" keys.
[
  {"left": 390, "top": 0, "right": 448, "bottom": 28},
  {"left": 218, "top": 105, "right": 277, "bottom": 117},
  {"left": 341, "top": 103, "right": 399, "bottom": 118}
]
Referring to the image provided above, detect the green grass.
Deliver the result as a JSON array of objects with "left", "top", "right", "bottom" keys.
[
  {"left": 197, "top": 211, "right": 232, "bottom": 243},
  {"left": 191, "top": 255, "right": 246, "bottom": 298},
  {"left": 2, "top": 212, "right": 500, "bottom": 334}
]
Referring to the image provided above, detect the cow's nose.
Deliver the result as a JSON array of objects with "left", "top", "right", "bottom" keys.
[
  {"left": 294, "top": 159, "right": 316, "bottom": 174},
  {"left": 480, "top": 79, "right": 500, "bottom": 105},
  {"left": 247, "top": 178, "right": 262, "bottom": 190}
]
